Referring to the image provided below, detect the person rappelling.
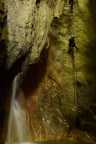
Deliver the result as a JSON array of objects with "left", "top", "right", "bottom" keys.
[
  {"left": 68, "top": 36, "right": 78, "bottom": 109},
  {"left": 69, "top": 0, "right": 74, "bottom": 12},
  {"left": 68, "top": 36, "right": 78, "bottom": 58},
  {"left": 67, "top": 36, "right": 79, "bottom": 133}
]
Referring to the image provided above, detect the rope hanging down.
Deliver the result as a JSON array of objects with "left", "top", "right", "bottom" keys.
[{"left": 67, "top": 0, "right": 78, "bottom": 109}]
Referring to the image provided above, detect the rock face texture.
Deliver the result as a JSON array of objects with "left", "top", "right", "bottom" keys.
[
  {"left": 0, "top": 0, "right": 96, "bottom": 143},
  {"left": 6, "top": 0, "right": 64, "bottom": 68}
]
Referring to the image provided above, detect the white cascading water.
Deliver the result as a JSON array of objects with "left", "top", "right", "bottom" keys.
[{"left": 5, "top": 73, "right": 33, "bottom": 144}]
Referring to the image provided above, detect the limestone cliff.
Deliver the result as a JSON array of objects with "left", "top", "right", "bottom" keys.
[{"left": 0, "top": 0, "right": 96, "bottom": 143}]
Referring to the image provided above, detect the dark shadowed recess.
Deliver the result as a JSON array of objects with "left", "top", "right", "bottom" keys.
[
  {"left": 0, "top": 1, "right": 8, "bottom": 144},
  {"left": 21, "top": 47, "right": 49, "bottom": 97}
]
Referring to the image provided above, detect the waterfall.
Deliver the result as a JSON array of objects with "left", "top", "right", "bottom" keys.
[{"left": 5, "top": 73, "right": 33, "bottom": 144}]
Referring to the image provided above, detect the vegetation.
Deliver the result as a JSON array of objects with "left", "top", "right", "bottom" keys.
[{"left": 0, "top": 0, "right": 96, "bottom": 143}]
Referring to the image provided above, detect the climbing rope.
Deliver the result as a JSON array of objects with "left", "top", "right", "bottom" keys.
[{"left": 67, "top": 0, "right": 78, "bottom": 111}]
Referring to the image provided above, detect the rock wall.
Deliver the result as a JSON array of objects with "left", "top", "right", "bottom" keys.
[{"left": 0, "top": 0, "right": 96, "bottom": 143}]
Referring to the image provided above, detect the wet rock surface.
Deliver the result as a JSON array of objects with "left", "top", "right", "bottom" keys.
[{"left": 0, "top": 0, "right": 96, "bottom": 144}]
